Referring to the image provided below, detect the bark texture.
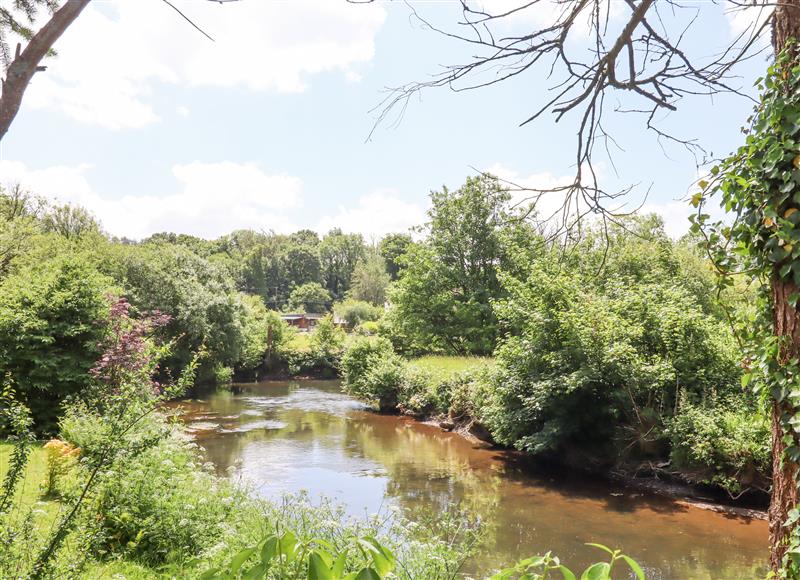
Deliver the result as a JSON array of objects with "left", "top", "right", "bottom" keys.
[
  {"left": 770, "top": 277, "right": 800, "bottom": 571},
  {"left": 0, "top": 0, "right": 90, "bottom": 142},
  {"left": 771, "top": 2, "right": 800, "bottom": 571}
]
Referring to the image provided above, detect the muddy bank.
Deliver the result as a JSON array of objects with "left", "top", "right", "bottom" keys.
[{"left": 416, "top": 410, "right": 768, "bottom": 520}]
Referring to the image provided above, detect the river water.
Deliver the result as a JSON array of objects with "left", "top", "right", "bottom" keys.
[{"left": 173, "top": 379, "right": 768, "bottom": 579}]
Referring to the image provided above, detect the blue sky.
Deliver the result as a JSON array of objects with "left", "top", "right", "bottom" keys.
[{"left": 0, "top": 0, "right": 772, "bottom": 240}]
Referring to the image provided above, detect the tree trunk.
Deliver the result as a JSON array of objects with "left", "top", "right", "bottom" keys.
[
  {"left": 770, "top": 277, "right": 800, "bottom": 570},
  {"left": 0, "top": 0, "right": 90, "bottom": 142},
  {"left": 771, "top": 3, "right": 800, "bottom": 571}
]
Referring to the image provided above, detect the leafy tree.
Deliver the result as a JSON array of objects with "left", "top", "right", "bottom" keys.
[
  {"left": 283, "top": 238, "right": 322, "bottom": 291},
  {"left": 0, "top": 254, "right": 113, "bottom": 430},
  {"left": 320, "top": 228, "right": 365, "bottom": 299},
  {"left": 237, "top": 294, "right": 288, "bottom": 376},
  {"left": 102, "top": 242, "right": 245, "bottom": 379},
  {"left": 379, "top": 233, "right": 412, "bottom": 281},
  {"left": 41, "top": 202, "right": 101, "bottom": 239},
  {"left": 349, "top": 252, "right": 391, "bottom": 306},
  {"left": 387, "top": 174, "right": 524, "bottom": 354},
  {"left": 0, "top": 184, "right": 44, "bottom": 278},
  {"left": 288, "top": 282, "right": 331, "bottom": 313},
  {"left": 334, "top": 298, "right": 383, "bottom": 329}
]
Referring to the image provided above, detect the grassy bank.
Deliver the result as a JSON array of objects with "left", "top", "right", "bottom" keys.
[
  {"left": 408, "top": 355, "right": 494, "bottom": 379},
  {"left": 1, "top": 435, "right": 477, "bottom": 579},
  {"left": 340, "top": 336, "right": 770, "bottom": 504}
]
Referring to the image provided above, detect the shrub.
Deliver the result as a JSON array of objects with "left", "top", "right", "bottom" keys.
[
  {"left": 0, "top": 255, "right": 113, "bottom": 431},
  {"left": 213, "top": 363, "right": 234, "bottom": 386},
  {"left": 237, "top": 295, "right": 289, "bottom": 376},
  {"left": 396, "top": 366, "right": 435, "bottom": 416},
  {"left": 334, "top": 298, "right": 383, "bottom": 329},
  {"left": 355, "top": 320, "right": 380, "bottom": 336},
  {"left": 341, "top": 337, "right": 404, "bottom": 411},
  {"left": 61, "top": 411, "right": 244, "bottom": 566},
  {"left": 284, "top": 316, "right": 345, "bottom": 376},
  {"left": 669, "top": 401, "right": 770, "bottom": 497},
  {"left": 42, "top": 439, "right": 79, "bottom": 498}
]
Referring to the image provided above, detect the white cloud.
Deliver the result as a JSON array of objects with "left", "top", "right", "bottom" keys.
[
  {"left": 176, "top": 106, "right": 190, "bottom": 118},
  {"left": 1, "top": 160, "right": 301, "bottom": 239},
  {"left": 484, "top": 162, "right": 582, "bottom": 223},
  {"left": 638, "top": 201, "right": 693, "bottom": 239},
  {"left": 317, "top": 191, "right": 426, "bottom": 240},
  {"left": 726, "top": 2, "right": 773, "bottom": 38},
  {"left": 23, "top": 0, "right": 387, "bottom": 129}
]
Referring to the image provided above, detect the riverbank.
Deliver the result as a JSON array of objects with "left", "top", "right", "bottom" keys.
[
  {"left": 337, "top": 340, "right": 771, "bottom": 516},
  {"left": 419, "top": 408, "right": 769, "bottom": 519},
  {"left": 173, "top": 378, "right": 769, "bottom": 577}
]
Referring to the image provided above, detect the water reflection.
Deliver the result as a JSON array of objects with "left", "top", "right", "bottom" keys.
[{"left": 170, "top": 380, "right": 768, "bottom": 578}]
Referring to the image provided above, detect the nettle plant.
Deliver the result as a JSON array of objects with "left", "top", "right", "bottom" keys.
[{"left": 693, "top": 46, "right": 800, "bottom": 573}]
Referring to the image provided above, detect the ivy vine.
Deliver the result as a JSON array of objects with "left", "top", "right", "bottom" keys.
[{"left": 693, "top": 46, "right": 800, "bottom": 576}]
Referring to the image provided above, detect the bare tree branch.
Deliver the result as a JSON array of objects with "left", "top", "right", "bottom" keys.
[{"left": 360, "top": 0, "right": 775, "bottom": 235}]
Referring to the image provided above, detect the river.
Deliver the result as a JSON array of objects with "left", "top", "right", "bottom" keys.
[{"left": 173, "top": 379, "right": 768, "bottom": 579}]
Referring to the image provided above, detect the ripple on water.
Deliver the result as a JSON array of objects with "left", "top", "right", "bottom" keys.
[
  {"left": 185, "top": 421, "right": 220, "bottom": 433},
  {"left": 220, "top": 420, "right": 287, "bottom": 434}
]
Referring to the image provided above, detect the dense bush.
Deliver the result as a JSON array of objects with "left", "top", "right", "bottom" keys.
[
  {"left": 333, "top": 298, "right": 383, "bottom": 329},
  {"left": 283, "top": 316, "right": 346, "bottom": 377},
  {"left": 485, "top": 269, "right": 739, "bottom": 458},
  {"left": 669, "top": 401, "right": 770, "bottom": 497},
  {"left": 341, "top": 337, "right": 405, "bottom": 411},
  {"left": 101, "top": 242, "right": 247, "bottom": 381},
  {"left": 86, "top": 427, "right": 242, "bottom": 564},
  {"left": 0, "top": 255, "right": 113, "bottom": 431},
  {"left": 237, "top": 295, "right": 288, "bottom": 377}
]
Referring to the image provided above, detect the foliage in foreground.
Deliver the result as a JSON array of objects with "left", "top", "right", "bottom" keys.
[
  {"left": 492, "top": 544, "right": 644, "bottom": 580},
  {"left": 694, "top": 46, "right": 800, "bottom": 575},
  {"left": 203, "top": 534, "right": 645, "bottom": 580}
]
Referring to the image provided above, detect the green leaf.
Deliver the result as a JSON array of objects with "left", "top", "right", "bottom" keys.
[
  {"left": 354, "top": 568, "right": 382, "bottom": 580},
  {"left": 308, "top": 552, "right": 334, "bottom": 580},
  {"left": 580, "top": 562, "right": 611, "bottom": 580},
  {"left": 620, "top": 555, "right": 645, "bottom": 580},
  {"left": 557, "top": 565, "right": 578, "bottom": 580},
  {"left": 585, "top": 543, "right": 614, "bottom": 556},
  {"left": 242, "top": 563, "right": 268, "bottom": 580},
  {"left": 199, "top": 568, "right": 222, "bottom": 580},
  {"left": 261, "top": 536, "right": 278, "bottom": 564},
  {"left": 279, "top": 531, "right": 298, "bottom": 562},
  {"left": 332, "top": 553, "right": 347, "bottom": 578},
  {"left": 230, "top": 548, "right": 256, "bottom": 574}
]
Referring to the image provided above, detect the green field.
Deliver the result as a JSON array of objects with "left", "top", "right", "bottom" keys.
[{"left": 407, "top": 355, "right": 494, "bottom": 380}]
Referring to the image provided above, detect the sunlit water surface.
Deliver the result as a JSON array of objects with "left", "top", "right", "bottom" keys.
[{"left": 171, "top": 380, "right": 768, "bottom": 579}]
